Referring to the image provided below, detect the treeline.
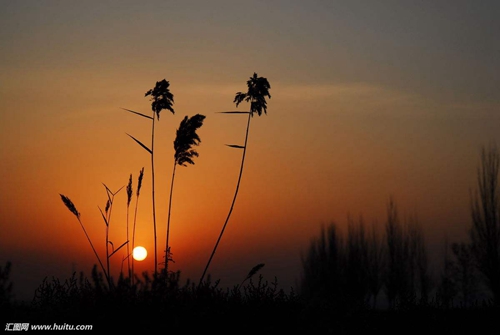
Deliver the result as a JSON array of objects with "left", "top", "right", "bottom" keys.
[{"left": 300, "top": 143, "right": 500, "bottom": 309}]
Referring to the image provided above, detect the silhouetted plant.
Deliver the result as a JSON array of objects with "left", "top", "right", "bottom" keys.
[
  {"left": 238, "top": 263, "right": 265, "bottom": 289},
  {"left": 60, "top": 194, "right": 110, "bottom": 286},
  {"left": 0, "top": 261, "right": 13, "bottom": 307},
  {"left": 126, "top": 174, "right": 133, "bottom": 278},
  {"left": 98, "top": 183, "right": 128, "bottom": 282},
  {"left": 131, "top": 167, "right": 145, "bottom": 285},
  {"left": 200, "top": 73, "right": 271, "bottom": 285},
  {"left": 165, "top": 114, "right": 206, "bottom": 272},
  {"left": 124, "top": 79, "right": 175, "bottom": 275},
  {"left": 469, "top": 143, "right": 500, "bottom": 305}
]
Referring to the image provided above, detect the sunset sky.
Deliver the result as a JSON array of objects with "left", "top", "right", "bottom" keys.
[{"left": 1, "top": 0, "right": 500, "bottom": 301}]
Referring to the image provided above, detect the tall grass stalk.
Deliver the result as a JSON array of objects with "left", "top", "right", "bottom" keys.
[
  {"left": 98, "top": 184, "right": 124, "bottom": 282},
  {"left": 60, "top": 194, "right": 110, "bottom": 286},
  {"left": 126, "top": 174, "right": 133, "bottom": 278},
  {"left": 131, "top": 167, "right": 145, "bottom": 285},
  {"left": 200, "top": 73, "right": 271, "bottom": 285},
  {"left": 124, "top": 79, "right": 175, "bottom": 276},
  {"left": 165, "top": 114, "right": 205, "bottom": 273}
]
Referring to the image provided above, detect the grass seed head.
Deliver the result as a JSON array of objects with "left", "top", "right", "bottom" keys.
[{"left": 60, "top": 194, "right": 80, "bottom": 219}]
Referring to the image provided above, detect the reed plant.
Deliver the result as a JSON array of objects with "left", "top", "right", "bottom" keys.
[
  {"left": 124, "top": 79, "right": 175, "bottom": 276},
  {"left": 165, "top": 114, "right": 206, "bottom": 273},
  {"left": 200, "top": 73, "right": 271, "bottom": 285},
  {"left": 98, "top": 183, "right": 126, "bottom": 283},
  {"left": 60, "top": 194, "right": 110, "bottom": 286},
  {"left": 126, "top": 174, "right": 133, "bottom": 278},
  {"left": 131, "top": 167, "right": 145, "bottom": 284}
]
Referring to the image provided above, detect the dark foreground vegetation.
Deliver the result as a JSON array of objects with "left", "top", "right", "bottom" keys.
[{"left": 1, "top": 264, "right": 498, "bottom": 334}]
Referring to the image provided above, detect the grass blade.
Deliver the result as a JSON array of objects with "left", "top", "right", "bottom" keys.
[
  {"left": 245, "top": 263, "right": 265, "bottom": 281},
  {"left": 109, "top": 241, "right": 129, "bottom": 258},
  {"left": 127, "top": 133, "right": 152, "bottom": 154},
  {"left": 122, "top": 108, "right": 153, "bottom": 120},
  {"left": 98, "top": 206, "right": 109, "bottom": 227}
]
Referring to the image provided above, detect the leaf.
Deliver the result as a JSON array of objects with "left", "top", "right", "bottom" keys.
[
  {"left": 102, "top": 183, "right": 113, "bottom": 203},
  {"left": 113, "top": 185, "right": 125, "bottom": 196},
  {"left": 98, "top": 206, "right": 109, "bottom": 227},
  {"left": 127, "top": 133, "right": 152, "bottom": 154},
  {"left": 226, "top": 144, "right": 245, "bottom": 149},
  {"left": 121, "top": 108, "right": 153, "bottom": 120},
  {"left": 109, "top": 241, "right": 129, "bottom": 258},
  {"left": 245, "top": 263, "right": 265, "bottom": 281}
]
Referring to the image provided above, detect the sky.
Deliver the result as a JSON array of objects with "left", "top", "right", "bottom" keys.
[{"left": 1, "top": 0, "right": 500, "bottom": 301}]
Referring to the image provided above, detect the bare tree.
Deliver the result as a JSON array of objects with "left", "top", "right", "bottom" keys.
[
  {"left": 367, "top": 220, "right": 385, "bottom": 308},
  {"left": 384, "top": 197, "right": 406, "bottom": 308},
  {"left": 452, "top": 242, "right": 479, "bottom": 307},
  {"left": 470, "top": 143, "right": 500, "bottom": 305}
]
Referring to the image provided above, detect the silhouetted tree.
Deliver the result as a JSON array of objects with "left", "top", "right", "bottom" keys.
[
  {"left": 452, "top": 242, "right": 479, "bottom": 307},
  {"left": 300, "top": 223, "right": 344, "bottom": 309},
  {"left": 345, "top": 216, "right": 370, "bottom": 308},
  {"left": 200, "top": 73, "right": 271, "bottom": 285},
  {"left": 436, "top": 239, "right": 458, "bottom": 308},
  {"left": 409, "top": 216, "right": 431, "bottom": 305},
  {"left": 165, "top": 114, "right": 205, "bottom": 273},
  {"left": 366, "top": 221, "right": 385, "bottom": 308},
  {"left": 384, "top": 199, "right": 429, "bottom": 307},
  {"left": 384, "top": 197, "right": 407, "bottom": 308},
  {"left": 469, "top": 143, "right": 500, "bottom": 305}
]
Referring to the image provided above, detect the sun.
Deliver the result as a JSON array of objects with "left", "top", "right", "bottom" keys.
[{"left": 132, "top": 246, "right": 147, "bottom": 261}]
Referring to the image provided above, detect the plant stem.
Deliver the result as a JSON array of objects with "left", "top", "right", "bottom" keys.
[
  {"left": 126, "top": 204, "right": 130, "bottom": 279},
  {"left": 77, "top": 217, "right": 110, "bottom": 286},
  {"left": 165, "top": 161, "right": 177, "bottom": 273},
  {"left": 151, "top": 116, "right": 158, "bottom": 275},
  {"left": 199, "top": 112, "right": 251, "bottom": 286},
  {"left": 131, "top": 191, "right": 141, "bottom": 285}
]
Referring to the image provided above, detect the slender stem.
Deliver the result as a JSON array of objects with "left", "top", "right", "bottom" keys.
[
  {"left": 106, "top": 196, "right": 116, "bottom": 284},
  {"left": 131, "top": 192, "right": 141, "bottom": 285},
  {"left": 151, "top": 116, "right": 158, "bottom": 275},
  {"left": 199, "top": 112, "right": 251, "bottom": 286},
  {"left": 165, "top": 161, "right": 177, "bottom": 273},
  {"left": 126, "top": 205, "right": 130, "bottom": 279},
  {"left": 77, "top": 217, "right": 110, "bottom": 286},
  {"left": 106, "top": 217, "right": 110, "bottom": 284}
]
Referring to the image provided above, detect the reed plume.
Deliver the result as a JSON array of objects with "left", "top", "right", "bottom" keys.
[
  {"left": 165, "top": 114, "right": 206, "bottom": 273},
  {"left": 200, "top": 73, "right": 270, "bottom": 285}
]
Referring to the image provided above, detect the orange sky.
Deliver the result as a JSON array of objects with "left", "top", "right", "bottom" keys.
[{"left": 1, "top": 0, "right": 500, "bottom": 301}]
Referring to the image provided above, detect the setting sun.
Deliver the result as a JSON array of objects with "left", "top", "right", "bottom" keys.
[{"left": 132, "top": 246, "right": 147, "bottom": 261}]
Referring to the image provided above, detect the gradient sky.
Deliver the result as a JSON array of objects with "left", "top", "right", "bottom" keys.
[{"left": 1, "top": 0, "right": 500, "bottom": 301}]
